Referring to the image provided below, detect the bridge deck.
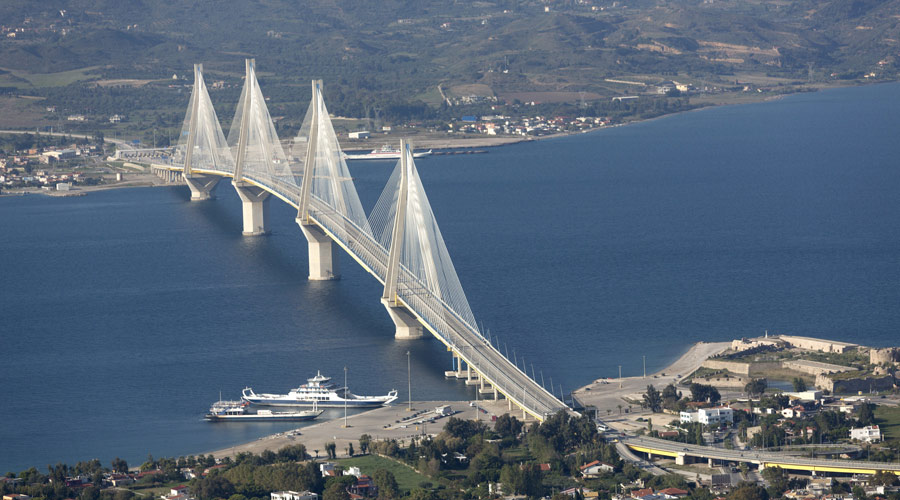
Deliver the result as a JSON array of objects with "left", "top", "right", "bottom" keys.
[{"left": 153, "top": 164, "right": 569, "bottom": 420}]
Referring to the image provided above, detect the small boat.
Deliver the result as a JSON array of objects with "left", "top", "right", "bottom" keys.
[
  {"left": 242, "top": 371, "right": 399, "bottom": 408},
  {"left": 343, "top": 145, "right": 433, "bottom": 160},
  {"left": 204, "top": 400, "right": 323, "bottom": 421}
]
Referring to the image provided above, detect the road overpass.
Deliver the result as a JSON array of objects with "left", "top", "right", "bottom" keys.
[{"left": 622, "top": 435, "right": 900, "bottom": 476}]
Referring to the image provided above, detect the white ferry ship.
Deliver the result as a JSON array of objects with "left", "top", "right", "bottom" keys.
[
  {"left": 241, "top": 371, "right": 399, "bottom": 408},
  {"left": 343, "top": 145, "right": 433, "bottom": 160},
  {"left": 204, "top": 400, "right": 323, "bottom": 421}
]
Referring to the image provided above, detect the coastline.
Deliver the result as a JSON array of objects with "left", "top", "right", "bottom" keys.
[
  {"left": 196, "top": 341, "right": 731, "bottom": 460},
  {"left": 0, "top": 172, "right": 171, "bottom": 197},
  {"left": 2, "top": 80, "right": 883, "bottom": 200}
]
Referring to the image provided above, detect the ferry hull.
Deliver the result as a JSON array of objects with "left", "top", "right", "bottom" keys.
[
  {"left": 242, "top": 398, "right": 394, "bottom": 408},
  {"left": 344, "top": 150, "right": 432, "bottom": 160},
  {"left": 205, "top": 413, "right": 321, "bottom": 422}
]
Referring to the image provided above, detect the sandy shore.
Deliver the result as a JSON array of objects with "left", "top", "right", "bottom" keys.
[
  {"left": 572, "top": 341, "right": 731, "bottom": 416},
  {"left": 202, "top": 342, "right": 730, "bottom": 460},
  {"left": 207, "top": 399, "right": 516, "bottom": 460}
]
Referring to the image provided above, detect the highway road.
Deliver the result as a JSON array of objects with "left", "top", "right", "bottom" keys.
[{"left": 620, "top": 435, "right": 900, "bottom": 474}]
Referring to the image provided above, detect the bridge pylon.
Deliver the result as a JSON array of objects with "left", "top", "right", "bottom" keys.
[
  {"left": 295, "top": 79, "right": 340, "bottom": 280},
  {"left": 230, "top": 59, "right": 271, "bottom": 236},
  {"left": 178, "top": 63, "right": 231, "bottom": 200},
  {"left": 380, "top": 139, "right": 424, "bottom": 339}
]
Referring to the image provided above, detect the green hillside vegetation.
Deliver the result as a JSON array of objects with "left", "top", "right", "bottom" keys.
[{"left": 1, "top": 0, "right": 898, "bottom": 132}]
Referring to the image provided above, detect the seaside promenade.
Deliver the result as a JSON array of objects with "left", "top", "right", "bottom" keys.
[
  {"left": 204, "top": 342, "right": 730, "bottom": 460},
  {"left": 207, "top": 400, "right": 512, "bottom": 460},
  {"left": 573, "top": 341, "right": 731, "bottom": 417}
]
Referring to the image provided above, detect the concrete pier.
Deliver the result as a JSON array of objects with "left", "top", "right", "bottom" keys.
[
  {"left": 382, "top": 300, "right": 425, "bottom": 340},
  {"left": 233, "top": 182, "right": 270, "bottom": 236},
  {"left": 297, "top": 220, "right": 340, "bottom": 280},
  {"left": 183, "top": 173, "right": 221, "bottom": 201}
]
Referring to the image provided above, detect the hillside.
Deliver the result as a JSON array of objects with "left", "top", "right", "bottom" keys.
[{"left": 0, "top": 0, "right": 898, "bottom": 135}]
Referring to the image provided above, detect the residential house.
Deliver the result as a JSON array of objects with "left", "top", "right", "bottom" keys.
[
  {"left": 347, "top": 475, "right": 376, "bottom": 498},
  {"left": 850, "top": 425, "right": 882, "bottom": 443},
  {"left": 580, "top": 460, "right": 615, "bottom": 478},
  {"left": 271, "top": 491, "right": 318, "bottom": 500},
  {"left": 160, "top": 486, "right": 194, "bottom": 500},
  {"left": 681, "top": 407, "right": 733, "bottom": 425},
  {"left": 631, "top": 488, "right": 654, "bottom": 499}
]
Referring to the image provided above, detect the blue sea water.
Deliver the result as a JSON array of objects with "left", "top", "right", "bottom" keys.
[{"left": 2, "top": 82, "right": 900, "bottom": 472}]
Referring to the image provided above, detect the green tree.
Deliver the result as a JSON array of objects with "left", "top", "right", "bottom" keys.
[
  {"left": 644, "top": 385, "right": 663, "bottom": 413},
  {"left": 871, "top": 470, "right": 899, "bottom": 487},
  {"left": 857, "top": 403, "right": 876, "bottom": 426},
  {"left": 81, "top": 486, "right": 101, "bottom": 500},
  {"left": 494, "top": 414, "right": 523, "bottom": 439},
  {"left": 761, "top": 467, "right": 788, "bottom": 497},
  {"left": 325, "top": 442, "right": 337, "bottom": 459},
  {"left": 323, "top": 481, "right": 350, "bottom": 500},
  {"left": 358, "top": 434, "right": 371, "bottom": 454},
  {"left": 852, "top": 484, "right": 867, "bottom": 500},
  {"left": 690, "top": 383, "right": 721, "bottom": 404},
  {"left": 276, "top": 444, "right": 307, "bottom": 461},
  {"left": 406, "top": 488, "right": 436, "bottom": 500},
  {"left": 111, "top": 457, "right": 128, "bottom": 474},
  {"left": 745, "top": 379, "right": 768, "bottom": 397},
  {"left": 791, "top": 378, "right": 807, "bottom": 392},
  {"left": 372, "top": 469, "right": 398, "bottom": 500},
  {"left": 728, "top": 482, "right": 768, "bottom": 500},
  {"left": 691, "top": 488, "right": 713, "bottom": 500},
  {"left": 192, "top": 475, "right": 235, "bottom": 500},
  {"left": 661, "top": 384, "right": 681, "bottom": 408}
]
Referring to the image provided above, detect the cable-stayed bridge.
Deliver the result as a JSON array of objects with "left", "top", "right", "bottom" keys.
[{"left": 151, "top": 61, "right": 570, "bottom": 421}]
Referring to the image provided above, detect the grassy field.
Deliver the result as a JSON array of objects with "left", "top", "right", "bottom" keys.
[
  {"left": 875, "top": 405, "right": 900, "bottom": 440},
  {"left": 336, "top": 455, "right": 429, "bottom": 493},
  {"left": 0, "top": 66, "right": 100, "bottom": 88},
  {"left": 0, "top": 96, "right": 48, "bottom": 128}
]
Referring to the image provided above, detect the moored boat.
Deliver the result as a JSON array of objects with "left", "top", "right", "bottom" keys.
[
  {"left": 241, "top": 371, "right": 399, "bottom": 408},
  {"left": 204, "top": 400, "right": 323, "bottom": 421},
  {"left": 343, "top": 145, "right": 432, "bottom": 160}
]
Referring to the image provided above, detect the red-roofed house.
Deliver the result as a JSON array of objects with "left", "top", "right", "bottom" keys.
[
  {"left": 347, "top": 475, "right": 376, "bottom": 498},
  {"left": 580, "top": 460, "right": 615, "bottom": 478},
  {"left": 632, "top": 488, "right": 654, "bottom": 499},
  {"left": 658, "top": 488, "right": 689, "bottom": 498}
]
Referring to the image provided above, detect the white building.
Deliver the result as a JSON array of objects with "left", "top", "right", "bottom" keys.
[
  {"left": 680, "top": 407, "right": 733, "bottom": 425},
  {"left": 699, "top": 407, "right": 733, "bottom": 425},
  {"left": 319, "top": 462, "right": 336, "bottom": 477},
  {"left": 580, "top": 460, "right": 615, "bottom": 478},
  {"left": 41, "top": 149, "right": 76, "bottom": 163},
  {"left": 850, "top": 425, "right": 882, "bottom": 443},
  {"left": 679, "top": 411, "right": 698, "bottom": 424},
  {"left": 271, "top": 492, "right": 317, "bottom": 500}
]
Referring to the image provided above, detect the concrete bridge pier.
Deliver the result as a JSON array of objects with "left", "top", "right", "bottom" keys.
[
  {"left": 297, "top": 220, "right": 340, "bottom": 280},
  {"left": 233, "top": 182, "right": 271, "bottom": 236},
  {"left": 183, "top": 173, "right": 221, "bottom": 201},
  {"left": 381, "top": 300, "right": 424, "bottom": 340}
]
